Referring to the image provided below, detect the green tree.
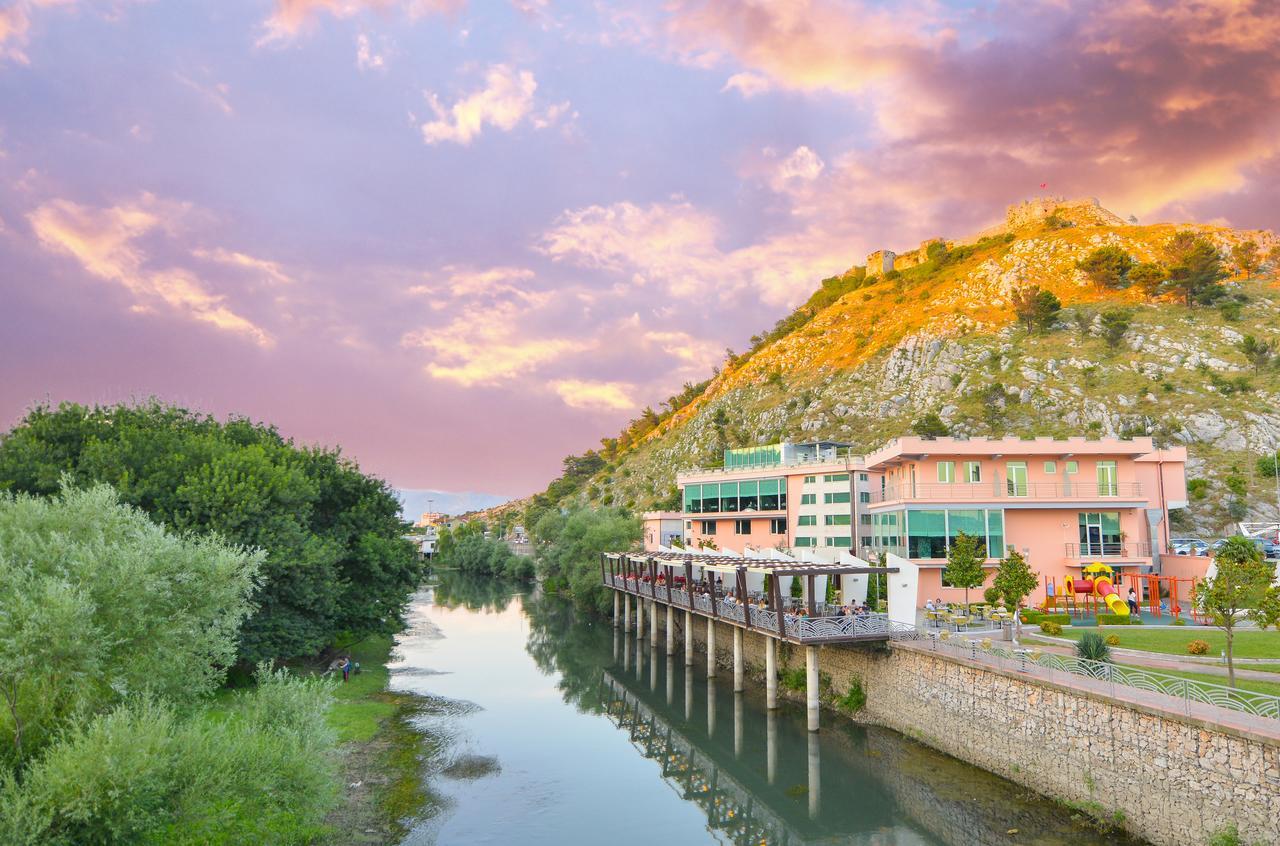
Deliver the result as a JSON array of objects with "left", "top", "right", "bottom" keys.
[
  {"left": 992, "top": 548, "right": 1038, "bottom": 641},
  {"left": 1099, "top": 308, "right": 1133, "bottom": 350},
  {"left": 1238, "top": 335, "right": 1274, "bottom": 374},
  {"left": 0, "top": 402, "right": 422, "bottom": 665},
  {"left": 1128, "top": 261, "right": 1166, "bottom": 298},
  {"left": 0, "top": 484, "right": 260, "bottom": 770},
  {"left": 1011, "top": 285, "right": 1061, "bottom": 333},
  {"left": 1076, "top": 246, "right": 1133, "bottom": 288},
  {"left": 1161, "top": 232, "right": 1226, "bottom": 306},
  {"left": 1231, "top": 239, "right": 1259, "bottom": 279},
  {"left": 1267, "top": 245, "right": 1280, "bottom": 270},
  {"left": 943, "top": 531, "right": 986, "bottom": 609},
  {"left": 1195, "top": 536, "right": 1277, "bottom": 687},
  {"left": 911, "top": 412, "right": 950, "bottom": 439},
  {"left": 533, "top": 507, "right": 640, "bottom": 615}
]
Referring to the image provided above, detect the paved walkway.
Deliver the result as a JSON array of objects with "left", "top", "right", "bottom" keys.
[{"left": 1022, "top": 638, "right": 1280, "bottom": 683}]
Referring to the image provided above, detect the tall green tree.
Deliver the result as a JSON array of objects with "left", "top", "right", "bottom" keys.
[
  {"left": 1011, "top": 285, "right": 1061, "bottom": 333},
  {"left": 1239, "top": 335, "right": 1274, "bottom": 374},
  {"left": 533, "top": 507, "right": 640, "bottom": 614},
  {"left": 992, "top": 549, "right": 1039, "bottom": 640},
  {"left": 1161, "top": 231, "right": 1226, "bottom": 306},
  {"left": 1195, "top": 537, "right": 1279, "bottom": 687},
  {"left": 1231, "top": 239, "right": 1259, "bottom": 278},
  {"left": 1099, "top": 308, "right": 1133, "bottom": 350},
  {"left": 1128, "top": 261, "right": 1166, "bottom": 297},
  {"left": 0, "top": 402, "right": 423, "bottom": 665},
  {"left": 943, "top": 530, "right": 986, "bottom": 609},
  {"left": 1076, "top": 246, "right": 1133, "bottom": 288}
]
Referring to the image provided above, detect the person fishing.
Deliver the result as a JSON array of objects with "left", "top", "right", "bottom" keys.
[{"left": 342, "top": 656, "right": 352, "bottom": 683}]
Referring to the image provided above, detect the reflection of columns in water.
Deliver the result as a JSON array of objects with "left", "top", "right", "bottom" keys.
[
  {"left": 650, "top": 642, "right": 658, "bottom": 690},
  {"left": 765, "top": 637, "right": 778, "bottom": 710},
  {"left": 684, "top": 610, "right": 694, "bottom": 667},
  {"left": 732, "top": 627, "right": 744, "bottom": 692},
  {"left": 706, "top": 679, "right": 717, "bottom": 738},
  {"left": 635, "top": 638, "right": 644, "bottom": 681},
  {"left": 666, "top": 604, "right": 674, "bottom": 655},
  {"left": 649, "top": 600, "right": 659, "bottom": 648},
  {"left": 805, "top": 645, "right": 820, "bottom": 732},
  {"left": 613, "top": 628, "right": 620, "bottom": 663},
  {"left": 733, "top": 692, "right": 743, "bottom": 759},
  {"left": 807, "top": 730, "right": 821, "bottom": 820},
  {"left": 684, "top": 666, "right": 693, "bottom": 722},
  {"left": 636, "top": 597, "right": 645, "bottom": 640},
  {"left": 623, "top": 631, "right": 631, "bottom": 672},
  {"left": 766, "top": 709, "right": 778, "bottom": 785},
  {"left": 706, "top": 619, "right": 717, "bottom": 679},
  {"left": 666, "top": 657, "right": 674, "bottom": 706}
]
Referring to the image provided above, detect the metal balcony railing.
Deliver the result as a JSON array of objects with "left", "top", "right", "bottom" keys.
[
  {"left": 869, "top": 481, "right": 1142, "bottom": 503},
  {"left": 1064, "top": 542, "right": 1152, "bottom": 558}
]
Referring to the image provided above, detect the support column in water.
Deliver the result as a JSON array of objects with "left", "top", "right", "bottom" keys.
[
  {"left": 665, "top": 604, "right": 674, "bottom": 655},
  {"left": 623, "top": 593, "right": 631, "bottom": 632},
  {"left": 649, "top": 600, "right": 659, "bottom": 648},
  {"left": 807, "top": 730, "right": 821, "bottom": 819},
  {"left": 706, "top": 678, "right": 717, "bottom": 737},
  {"left": 732, "top": 627, "right": 744, "bottom": 693},
  {"left": 733, "top": 692, "right": 743, "bottom": 759},
  {"left": 650, "top": 642, "right": 658, "bottom": 690},
  {"left": 706, "top": 618, "right": 717, "bottom": 679},
  {"left": 766, "top": 709, "right": 778, "bottom": 785},
  {"left": 684, "top": 666, "right": 693, "bottom": 722},
  {"left": 636, "top": 596, "right": 645, "bottom": 639},
  {"left": 613, "top": 592, "right": 619, "bottom": 628},
  {"left": 684, "top": 610, "right": 694, "bottom": 667},
  {"left": 765, "top": 637, "right": 778, "bottom": 710},
  {"left": 805, "top": 645, "right": 820, "bottom": 732},
  {"left": 666, "top": 656, "right": 674, "bottom": 706}
]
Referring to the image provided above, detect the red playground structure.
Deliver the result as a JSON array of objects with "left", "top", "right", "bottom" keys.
[{"left": 1043, "top": 565, "right": 1204, "bottom": 623}]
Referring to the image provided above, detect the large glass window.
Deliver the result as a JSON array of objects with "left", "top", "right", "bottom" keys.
[
  {"left": 760, "top": 478, "right": 780, "bottom": 511},
  {"left": 825, "top": 536, "right": 852, "bottom": 547},
  {"left": 735, "top": 519, "right": 750, "bottom": 535},
  {"left": 937, "top": 462, "right": 955, "bottom": 483},
  {"left": 794, "top": 536, "right": 816, "bottom": 548},
  {"left": 720, "top": 482, "right": 739, "bottom": 513},
  {"left": 859, "top": 491, "right": 870, "bottom": 503},
  {"left": 860, "top": 514, "right": 872, "bottom": 525},
  {"left": 871, "top": 512, "right": 901, "bottom": 548},
  {"left": 801, "top": 493, "right": 817, "bottom": 505},
  {"left": 1006, "top": 462, "right": 1028, "bottom": 497},
  {"left": 684, "top": 484, "right": 700, "bottom": 514},
  {"left": 947, "top": 509, "right": 985, "bottom": 554},
  {"left": 701, "top": 520, "right": 716, "bottom": 535},
  {"left": 825, "top": 514, "right": 852, "bottom": 526},
  {"left": 738, "top": 480, "right": 759, "bottom": 511},
  {"left": 1079, "top": 512, "right": 1121, "bottom": 555},
  {"left": 824, "top": 473, "right": 849, "bottom": 483},
  {"left": 701, "top": 485, "right": 719, "bottom": 513},
  {"left": 987, "top": 511, "right": 1005, "bottom": 558},
  {"left": 770, "top": 518, "right": 786, "bottom": 534},
  {"left": 1097, "top": 461, "right": 1118, "bottom": 496},
  {"left": 797, "top": 515, "right": 816, "bottom": 526},
  {"left": 824, "top": 491, "right": 851, "bottom": 504},
  {"left": 908, "top": 510, "right": 947, "bottom": 558}
]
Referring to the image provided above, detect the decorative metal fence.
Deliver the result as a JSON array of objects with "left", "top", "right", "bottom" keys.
[{"left": 924, "top": 634, "right": 1280, "bottom": 721}]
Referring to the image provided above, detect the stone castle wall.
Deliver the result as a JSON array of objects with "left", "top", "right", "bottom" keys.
[{"left": 638, "top": 607, "right": 1280, "bottom": 846}]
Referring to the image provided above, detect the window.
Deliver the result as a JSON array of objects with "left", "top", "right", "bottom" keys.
[
  {"left": 824, "top": 491, "right": 851, "bottom": 504},
  {"left": 684, "top": 484, "right": 700, "bottom": 514},
  {"left": 871, "top": 512, "right": 901, "bottom": 548},
  {"left": 964, "top": 461, "right": 982, "bottom": 483},
  {"left": 685, "top": 521, "right": 692, "bottom": 529},
  {"left": 770, "top": 518, "right": 786, "bottom": 534},
  {"left": 760, "top": 478, "right": 782, "bottom": 511},
  {"left": 860, "top": 514, "right": 872, "bottom": 525},
  {"left": 1097, "top": 461, "right": 1118, "bottom": 496},
  {"left": 1006, "top": 462, "right": 1028, "bottom": 497},
  {"left": 859, "top": 491, "right": 870, "bottom": 503},
  {"left": 1065, "top": 460, "right": 1078, "bottom": 474},
  {"left": 734, "top": 519, "right": 750, "bottom": 535},
  {"left": 905, "top": 508, "right": 1006, "bottom": 559},
  {"left": 825, "top": 536, "right": 852, "bottom": 547},
  {"left": 907, "top": 510, "right": 947, "bottom": 558},
  {"left": 738, "top": 480, "right": 759, "bottom": 511},
  {"left": 794, "top": 536, "right": 816, "bottom": 548},
  {"left": 1044, "top": 461, "right": 1057, "bottom": 474},
  {"left": 1079, "top": 512, "right": 1121, "bottom": 555},
  {"left": 797, "top": 515, "right": 817, "bottom": 526},
  {"left": 987, "top": 511, "right": 1005, "bottom": 558},
  {"left": 803, "top": 475, "right": 816, "bottom": 484},
  {"left": 825, "top": 514, "right": 852, "bottom": 526},
  {"left": 801, "top": 493, "right": 817, "bottom": 505},
  {"left": 700, "top": 520, "right": 716, "bottom": 535},
  {"left": 823, "top": 473, "right": 849, "bottom": 482},
  {"left": 859, "top": 473, "right": 868, "bottom": 482},
  {"left": 937, "top": 461, "right": 955, "bottom": 483},
  {"left": 720, "top": 481, "right": 739, "bottom": 513}
]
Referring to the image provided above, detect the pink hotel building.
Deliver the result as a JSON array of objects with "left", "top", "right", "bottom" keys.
[{"left": 643, "top": 436, "right": 1189, "bottom": 607}]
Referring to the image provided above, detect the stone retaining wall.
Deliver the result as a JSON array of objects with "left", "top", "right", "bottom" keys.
[{"left": 640, "top": 607, "right": 1280, "bottom": 846}]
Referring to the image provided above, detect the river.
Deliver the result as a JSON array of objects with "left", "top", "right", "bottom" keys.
[{"left": 387, "top": 575, "right": 1143, "bottom": 846}]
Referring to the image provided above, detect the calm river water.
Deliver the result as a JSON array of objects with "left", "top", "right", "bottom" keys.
[{"left": 389, "top": 576, "right": 1142, "bottom": 846}]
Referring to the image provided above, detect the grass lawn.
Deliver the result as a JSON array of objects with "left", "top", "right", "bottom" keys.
[
  {"left": 1117, "top": 664, "right": 1280, "bottom": 698},
  {"left": 1034, "top": 626, "right": 1280, "bottom": 659},
  {"left": 326, "top": 635, "right": 398, "bottom": 743}
]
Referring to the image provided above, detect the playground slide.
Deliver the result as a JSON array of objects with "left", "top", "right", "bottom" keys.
[{"left": 1093, "top": 577, "right": 1129, "bottom": 616}]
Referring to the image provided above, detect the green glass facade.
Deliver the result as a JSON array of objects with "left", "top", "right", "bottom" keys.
[
  {"left": 723, "top": 444, "right": 782, "bottom": 469},
  {"left": 684, "top": 478, "right": 787, "bottom": 514},
  {"left": 872, "top": 508, "right": 1005, "bottom": 559}
]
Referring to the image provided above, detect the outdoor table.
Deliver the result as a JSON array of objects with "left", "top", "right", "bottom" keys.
[{"left": 951, "top": 615, "right": 968, "bottom": 631}]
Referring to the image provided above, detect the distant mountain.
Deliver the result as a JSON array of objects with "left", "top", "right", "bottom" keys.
[
  {"left": 526, "top": 197, "right": 1280, "bottom": 536},
  {"left": 395, "top": 488, "right": 508, "bottom": 521}
]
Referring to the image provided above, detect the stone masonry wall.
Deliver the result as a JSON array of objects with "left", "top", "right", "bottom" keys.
[{"left": 639, "top": 606, "right": 1280, "bottom": 846}]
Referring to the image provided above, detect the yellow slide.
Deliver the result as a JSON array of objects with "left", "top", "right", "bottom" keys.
[{"left": 1094, "top": 576, "right": 1129, "bottom": 616}]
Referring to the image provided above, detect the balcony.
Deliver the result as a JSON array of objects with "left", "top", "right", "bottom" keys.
[
  {"left": 1064, "top": 542, "right": 1152, "bottom": 559},
  {"left": 869, "top": 481, "right": 1143, "bottom": 504}
]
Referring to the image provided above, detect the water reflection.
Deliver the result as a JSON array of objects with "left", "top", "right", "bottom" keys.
[{"left": 405, "top": 574, "right": 1143, "bottom": 846}]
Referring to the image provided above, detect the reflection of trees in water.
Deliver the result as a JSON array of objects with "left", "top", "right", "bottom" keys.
[
  {"left": 521, "top": 588, "right": 610, "bottom": 715},
  {"left": 432, "top": 572, "right": 516, "bottom": 612}
]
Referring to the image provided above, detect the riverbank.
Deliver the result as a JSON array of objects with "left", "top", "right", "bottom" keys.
[{"left": 323, "top": 636, "right": 440, "bottom": 845}]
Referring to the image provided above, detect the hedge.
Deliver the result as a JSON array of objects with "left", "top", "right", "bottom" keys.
[{"left": 1097, "top": 613, "right": 1143, "bottom": 626}]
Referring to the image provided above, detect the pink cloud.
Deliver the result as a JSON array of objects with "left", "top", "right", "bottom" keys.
[{"left": 258, "top": 0, "right": 465, "bottom": 45}]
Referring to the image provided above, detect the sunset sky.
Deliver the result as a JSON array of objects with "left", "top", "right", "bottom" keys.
[{"left": 2, "top": 0, "right": 1278, "bottom": 506}]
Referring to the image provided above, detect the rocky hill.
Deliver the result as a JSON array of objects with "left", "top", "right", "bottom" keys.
[{"left": 529, "top": 199, "right": 1280, "bottom": 537}]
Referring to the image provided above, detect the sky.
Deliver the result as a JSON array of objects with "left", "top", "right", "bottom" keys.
[{"left": 1, "top": 1, "right": 1278, "bottom": 505}]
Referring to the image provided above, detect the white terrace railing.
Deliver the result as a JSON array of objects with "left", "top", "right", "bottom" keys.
[{"left": 924, "top": 634, "right": 1280, "bottom": 721}]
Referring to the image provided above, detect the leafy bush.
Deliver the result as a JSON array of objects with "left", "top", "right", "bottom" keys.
[
  {"left": 1075, "top": 632, "right": 1113, "bottom": 662},
  {"left": 983, "top": 586, "right": 1002, "bottom": 604},
  {"left": 533, "top": 507, "right": 640, "bottom": 615},
  {"left": 781, "top": 667, "right": 806, "bottom": 692},
  {"left": 836, "top": 677, "right": 866, "bottom": 713},
  {"left": 440, "top": 532, "right": 532, "bottom": 580},
  {"left": 1105, "top": 634, "right": 1121, "bottom": 646},
  {"left": 1038, "top": 613, "right": 1071, "bottom": 625},
  {"left": 1039, "top": 621, "right": 1063, "bottom": 636},
  {"left": 1020, "top": 610, "right": 1043, "bottom": 624},
  {"left": 1096, "top": 613, "right": 1142, "bottom": 625},
  {"left": 1172, "top": 618, "right": 1188, "bottom": 626},
  {"left": 1186, "top": 639, "right": 1210, "bottom": 655}
]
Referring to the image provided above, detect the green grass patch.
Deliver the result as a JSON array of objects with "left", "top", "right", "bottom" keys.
[
  {"left": 1117, "top": 664, "right": 1280, "bottom": 698},
  {"left": 326, "top": 636, "right": 397, "bottom": 743},
  {"left": 1041, "top": 627, "right": 1280, "bottom": 659}
]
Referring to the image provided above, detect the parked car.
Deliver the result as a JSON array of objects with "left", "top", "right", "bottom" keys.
[
  {"left": 1169, "top": 537, "right": 1209, "bottom": 556},
  {"left": 1210, "top": 537, "right": 1279, "bottom": 559}
]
